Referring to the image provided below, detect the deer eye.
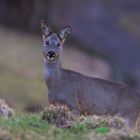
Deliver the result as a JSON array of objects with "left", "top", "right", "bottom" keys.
[
  {"left": 57, "top": 43, "right": 60, "bottom": 47},
  {"left": 45, "top": 41, "right": 49, "bottom": 46}
]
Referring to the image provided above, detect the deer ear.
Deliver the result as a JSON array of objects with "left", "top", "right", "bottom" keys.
[
  {"left": 59, "top": 25, "right": 72, "bottom": 40},
  {"left": 40, "top": 20, "right": 52, "bottom": 37}
]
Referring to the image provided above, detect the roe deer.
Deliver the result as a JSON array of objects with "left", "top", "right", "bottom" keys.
[{"left": 41, "top": 20, "right": 140, "bottom": 130}]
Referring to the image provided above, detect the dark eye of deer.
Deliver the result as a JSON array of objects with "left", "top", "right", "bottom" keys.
[
  {"left": 45, "top": 41, "right": 49, "bottom": 46},
  {"left": 57, "top": 43, "right": 60, "bottom": 47}
]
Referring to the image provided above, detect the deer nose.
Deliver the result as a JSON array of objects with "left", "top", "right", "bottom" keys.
[{"left": 47, "top": 51, "right": 56, "bottom": 58}]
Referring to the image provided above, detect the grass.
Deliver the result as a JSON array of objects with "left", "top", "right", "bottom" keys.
[
  {"left": 94, "top": 127, "right": 110, "bottom": 134},
  {"left": 0, "top": 114, "right": 91, "bottom": 140},
  {"left": 0, "top": 114, "right": 114, "bottom": 140},
  {"left": 0, "top": 113, "right": 140, "bottom": 140}
]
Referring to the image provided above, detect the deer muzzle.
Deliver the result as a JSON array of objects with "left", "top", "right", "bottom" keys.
[{"left": 44, "top": 51, "right": 56, "bottom": 62}]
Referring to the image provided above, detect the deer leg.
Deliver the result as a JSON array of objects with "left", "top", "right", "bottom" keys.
[
  {"left": 71, "top": 109, "right": 81, "bottom": 115},
  {"left": 125, "top": 113, "right": 139, "bottom": 132}
]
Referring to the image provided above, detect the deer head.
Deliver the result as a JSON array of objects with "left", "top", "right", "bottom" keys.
[{"left": 41, "top": 20, "right": 72, "bottom": 63}]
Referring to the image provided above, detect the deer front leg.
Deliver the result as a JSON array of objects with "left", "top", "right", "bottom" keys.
[
  {"left": 69, "top": 108, "right": 80, "bottom": 115},
  {"left": 125, "top": 112, "right": 139, "bottom": 132},
  {"left": 48, "top": 92, "right": 56, "bottom": 104}
]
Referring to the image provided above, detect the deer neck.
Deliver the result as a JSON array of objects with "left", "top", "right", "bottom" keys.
[{"left": 44, "top": 61, "right": 62, "bottom": 84}]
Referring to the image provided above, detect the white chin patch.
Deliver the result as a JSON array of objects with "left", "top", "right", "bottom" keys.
[{"left": 44, "top": 56, "right": 55, "bottom": 62}]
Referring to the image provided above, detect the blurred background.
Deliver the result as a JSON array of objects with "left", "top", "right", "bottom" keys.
[{"left": 0, "top": 0, "right": 140, "bottom": 112}]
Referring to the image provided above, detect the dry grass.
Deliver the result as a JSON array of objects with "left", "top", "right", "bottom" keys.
[
  {"left": 41, "top": 105, "right": 140, "bottom": 140},
  {"left": 42, "top": 105, "right": 77, "bottom": 128},
  {"left": 0, "top": 105, "right": 138, "bottom": 140},
  {"left": 0, "top": 129, "right": 12, "bottom": 140},
  {"left": 42, "top": 105, "right": 127, "bottom": 130}
]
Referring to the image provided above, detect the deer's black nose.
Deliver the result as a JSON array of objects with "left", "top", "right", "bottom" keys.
[{"left": 47, "top": 51, "right": 55, "bottom": 58}]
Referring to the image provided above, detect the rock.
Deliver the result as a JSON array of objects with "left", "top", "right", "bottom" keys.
[{"left": 0, "top": 99, "right": 14, "bottom": 119}]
